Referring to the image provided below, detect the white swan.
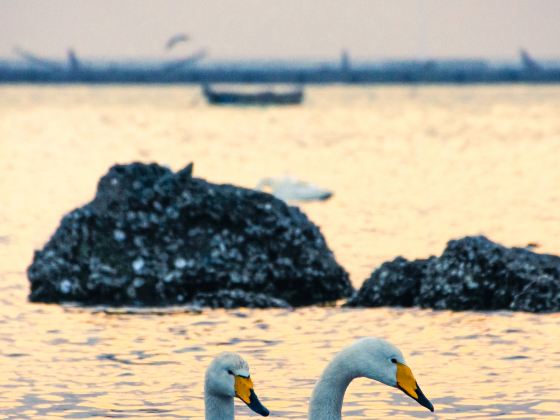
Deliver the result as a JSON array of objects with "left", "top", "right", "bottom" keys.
[
  {"left": 308, "top": 337, "right": 434, "bottom": 419},
  {"left": 205, "top": 352, "right": 269, "bottom": 419}
]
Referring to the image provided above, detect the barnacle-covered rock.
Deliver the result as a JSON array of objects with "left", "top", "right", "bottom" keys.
[
  {"left": 28, "top": 162, "right": 352, "bottom": 308},
  {"left": 346, "top": 236, "right": 560, "bottom": 312}
]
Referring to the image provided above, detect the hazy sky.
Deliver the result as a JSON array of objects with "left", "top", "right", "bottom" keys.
[{"left": 1, "top": 0, "right": 559, "bottom": 61}]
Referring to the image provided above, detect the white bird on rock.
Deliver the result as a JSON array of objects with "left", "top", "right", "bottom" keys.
[{"left": 256, "top": 176, "right": 333, "bottom": 202}]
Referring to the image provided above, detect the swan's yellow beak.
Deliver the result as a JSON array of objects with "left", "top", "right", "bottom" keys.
[
  {"left": 235, "top": 375, "right": 270, "bottom": 416},
  {"left": 396, "top": 363, "right": 434, "bottom": 412}
]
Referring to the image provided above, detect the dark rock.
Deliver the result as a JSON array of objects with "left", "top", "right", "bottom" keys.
[
  {"left": 344, "top": 257, "right": 433, "bottom": 307},
  {"left": 346, "top": 236, "right": 560, "bottom": 312},
  {"left": 28, "top": 162, "right": 352, "bottom": 308},
  {"left": 510, "top": 275, "right": 560, "bottom": 312},
  {"left": 191, "top": 289, "right": 290, "bottom": 309}
]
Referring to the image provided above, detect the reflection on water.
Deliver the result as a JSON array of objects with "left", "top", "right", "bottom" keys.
[{"left": 1, "top": 85, "right": 560, "bottom": 418}]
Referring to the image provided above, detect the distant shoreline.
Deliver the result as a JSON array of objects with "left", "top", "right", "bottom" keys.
[{"left": 2, "top": 68, "right": 560, "bottom": 84}]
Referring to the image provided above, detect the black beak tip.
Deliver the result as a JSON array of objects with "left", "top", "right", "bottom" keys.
[
  {"left": 416, "top": 385, "right": 435, "bottom": 412},
  {"left": 247, "top": 389, "right": 270, "bottom": 417},
  {"left": 424, "top": 401, "right": 435, "bottom": 412},
  {"left": 250, "top": 403, "right": 269, "bottom": 417},
  {"left": 257, "top": 406, "right": 270, "bottom": 417}
]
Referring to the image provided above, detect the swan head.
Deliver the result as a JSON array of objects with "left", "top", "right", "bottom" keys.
[
  {"left": 205, "top": 352, "right": 269, "bottom": 416},
  {"left": 346, "top": 337, "right": 434, "bottom": 412}
]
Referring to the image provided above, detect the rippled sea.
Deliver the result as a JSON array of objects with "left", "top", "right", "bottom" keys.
[{"left": 1, "top": 85, "right": 560, "bottom": 419}]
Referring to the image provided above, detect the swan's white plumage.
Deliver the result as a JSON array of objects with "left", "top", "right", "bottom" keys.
[
  {"left": 205, "top": 352, "right": 269, "bottom": 420},
  {"left": 308, "top": 337, "right": 430, "bottom": 420},
  {"left": 205, "top": 353, "right": 245, "bottom": 420},
  {"left": 203, "top": 338, "right": 432, "bottom": 419}
]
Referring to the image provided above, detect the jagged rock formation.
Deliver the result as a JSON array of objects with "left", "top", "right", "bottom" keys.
[
  {"left": 346, "top": 236, "right": 560, "bottom": 312},
  {"left": 28, "top": 162, "right": 352, "bottom": 308}
]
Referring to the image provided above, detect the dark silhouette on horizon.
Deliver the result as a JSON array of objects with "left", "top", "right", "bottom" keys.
[{"left": 2, "top": 47, "right": 559, "bottom": 84}]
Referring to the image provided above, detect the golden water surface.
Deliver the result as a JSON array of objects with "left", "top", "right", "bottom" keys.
[{"left": 1, "top": 85, "right": 560, "bottom": 419}]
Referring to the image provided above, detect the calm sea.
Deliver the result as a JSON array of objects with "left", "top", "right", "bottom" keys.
[{"left": 1, "top": 85, "right": 560, "bottom": 419}]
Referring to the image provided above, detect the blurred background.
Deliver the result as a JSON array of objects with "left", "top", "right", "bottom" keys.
[
  {"left": 2, "top": 0, "right": 560, "bottom": 60},
  {"left": 1, "top": 1, "right": 560, "bottom": 419},
  {"left": 1, "top": 0, "right": 560, "bottom": 81}
]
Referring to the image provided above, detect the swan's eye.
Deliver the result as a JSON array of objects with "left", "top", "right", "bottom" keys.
[
  {"left": 227, "top": 369, "right": 234, "bottom": 375},
  {"left": 390, "top": 358, "right": 397, "bottom": 364}
]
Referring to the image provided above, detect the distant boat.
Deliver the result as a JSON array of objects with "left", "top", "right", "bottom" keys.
[{"left": 202, "top": 84, "right": 304, "bottom": 105}]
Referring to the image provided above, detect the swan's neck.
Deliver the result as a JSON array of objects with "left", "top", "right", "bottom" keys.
[
  {"left": 205, "top": 393, "right": 234, "bottom": 420},
  {"left": 308, "top": 351, "right": 357, "bottom": 420}
]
